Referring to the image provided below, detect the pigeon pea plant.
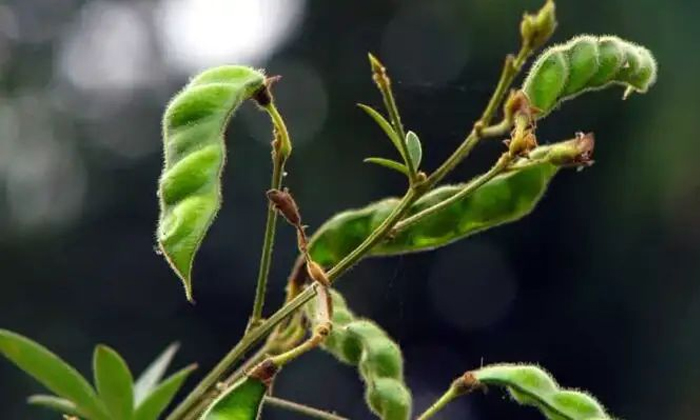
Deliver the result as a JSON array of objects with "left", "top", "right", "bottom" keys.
[{"left": 1, "top": 1, "right": 657, "bottom": 419}]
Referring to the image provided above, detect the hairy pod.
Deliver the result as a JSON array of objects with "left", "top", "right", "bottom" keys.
[
  {"left": 472, "top": 364, "right": 614, "bottom": 420},
  {"left": 307, "top": 290, "right": 412, "bottom": 420},
  {"left": 522, "top": 35, "right": 657, "bottom": 117},
  {"left": 157, "top": 66, "right": 266, "bottom": 301},
  {"left": 301, "top": 138, "right": 593, "bottom": 273}
]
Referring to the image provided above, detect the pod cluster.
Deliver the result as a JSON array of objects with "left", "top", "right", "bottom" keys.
[
  {"left": 157, "top": 66, "right": 266, "bottom": 301},
  {"left": 522, "top": 35, "right": 657, "bottom": 117},
  {"left": 472, "top": 364, "right": 614, "bottom": 420},
  {"left": 308, "top": 290, "right": 412, "bottom": 420}
]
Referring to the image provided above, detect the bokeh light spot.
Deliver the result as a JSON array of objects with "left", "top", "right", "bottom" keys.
[
  {"left": 428, "top": 240, "right": 517, "bottom": 332},
  {"left": 156, "top": 0, "right": 305, "bottom": 72},
  {"left": 381, "top": 4, "right": 470, "bottom": 86}
]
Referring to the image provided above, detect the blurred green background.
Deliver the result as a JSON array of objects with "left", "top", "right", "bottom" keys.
[{"left": 1, "top": 0, "right": 698, "bottom": 418}]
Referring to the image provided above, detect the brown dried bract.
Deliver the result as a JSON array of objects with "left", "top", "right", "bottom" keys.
[
  {"left": 315, "top": 284, "right": 334, "bottom": 324},
  {"left": 505, "top": 129, "right": 538, "bottom": 157},
  {"left": 573, "top": 131, "right": 595, "bottom": 166},
  {"left": 248, "top": 358, "right": 278, "bottom": 387},
  {"left": 505, "top": 90, "right": 540, "bottom": 124},
  {"left": 457, "top": 372, "right": 485, "bottom": 394},
  {"left": 306, "top": 260, "right": 330, "bottom": 287},
  {"left": 267, "top": 188, "right": 302, "bottom": 226}
]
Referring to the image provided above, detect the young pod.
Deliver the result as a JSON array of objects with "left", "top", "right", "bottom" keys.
[
  {"left": 522, "top": 35, "right": 657, "bottom": 117},
  {"left": 157, "top": 66, "right": 266, "bottom": 301},
  {"left": 306, "top": 290, "right": 412, "bottom": 420},
  {"left": 472, "top": 364, "right": 614, "bottom": 420}
]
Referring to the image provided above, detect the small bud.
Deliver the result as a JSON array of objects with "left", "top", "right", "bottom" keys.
[
  {"left": 521, "top": 0, "right": 557, "bottom": 50},
  {"left": 455, "top": 372, "right": 483, "bottom": 394},
  {"left": 306, "top": 260, "right": 330, "bottom": 287},
  {"left": 368, "top": 52, "right": 386, "bottom": 78},
  {"left": 266, "top": 188, "right": 301, "bottom": 226},
  {"left": 368, "top": 52, "right": 392, "bottom": 91}
]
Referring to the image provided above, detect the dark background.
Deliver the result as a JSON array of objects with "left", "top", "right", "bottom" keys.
[{"left": 1, "top": 0, "right": 699, "bottom": 419}]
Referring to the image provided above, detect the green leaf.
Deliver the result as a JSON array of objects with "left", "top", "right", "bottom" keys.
[
  {"left": 134, "top": 343, "right": 180, "bottom": 406},
  {"left": 94, "top": 345, "right": 135, "bottom": 420},
  {"left": 357, "top": 103, "right": 405, "bottom": 159},
  {"left": 405, "top": 131, "right": 422, "bottom": 169},
  {"left": 200, "top": 377, "right": 268, "bottom": 420},
  {"left": 134, "top": 364, "right": 196, "bottom": 420},
  {"left": 0, "top": 329, "right": 108, "bottom": 420},
  {"left": 472, "top": 364, "right": 614, "bottom": 420},
  {"left": 158, "top": 65, "right": 267, "bottom": 302},
  {"left": 364, "top": 157, "right": 409, "bottom": 176},
  {"left": 27, "top": 395, "right": 82, "bottom": 417}
]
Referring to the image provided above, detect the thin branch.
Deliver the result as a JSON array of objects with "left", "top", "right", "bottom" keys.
[
  {"left": 248, "top": 101, "right": 291, "bottom": 330},
  {"left": 426, "top": 45, "right": 532, "bottom": 189},
  {"left": 416, "top": 374, "right": 480, "bottom": 420},
  {"left": 265, "top": 397, "right": 349, "bottom": 420},
  {"left": 393, "top": 153, "right": 513, "bottom": 233},
  {"left": 368, "top": 53, "right": 416, "bottom": 180},
  {"left": 168, "top": 23, "right": 539, "bottom": 420}
]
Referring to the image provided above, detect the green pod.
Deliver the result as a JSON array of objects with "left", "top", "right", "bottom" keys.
[
  {"left": 522, "top": 35, "right": 657, "bottom": 117},
  {"left": 366, "top": 377, "right": 413, "bottom": 420},
  {"left": 158, "top": 65, "right": 266, "bottom": 301},
  {"left": 376, "top": 160, "right": 558, "bottom": 255},
  {"left": 307, "top": 150, "right": 562, "bottom": 268},
  {"left": 346, "top": 321, "right": 404, "bottom": 380},
  {"left": 306, "top": 290, "right": 412, "bottom": 420},
  {"left": 199, "top": 376, "right": 267, "bottom": 420},
  {"left": 472, "top": 364, "right": 614, "bottom": 420}
]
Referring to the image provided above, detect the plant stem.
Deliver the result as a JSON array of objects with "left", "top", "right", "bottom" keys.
[
  {"left": 368, "top": 53, "right": 416, "bottom": 180},
  {"left": 415, "top": 384, "right": 463, "bottom": 420},
  {"left": 426, "top": 45, "right": 531, "bottom": 189},
  {"left": 265, "top": 397, "right": 349, "bottom": 420},
  {"left": 327, "top": 188, "right": 417, "bottom": 280},
  {"left": 394, "top": 153, "right": 512, "bottom": 233},
  {"left": 166, "top": 192, "right": 417, "bottom": 420},
  {"left": 248, "top": 102, "right": 290, "bottom": 330},
  {"left": 480, "top": 47, "right": 529, "bottom": 127},
  {"left": 166, "top": 283, "right": 320, "bottom": 420},
  {"left": 168, "top": 38, "right": 534, "bottom": 420}
]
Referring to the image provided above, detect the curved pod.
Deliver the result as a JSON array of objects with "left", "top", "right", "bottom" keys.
[
  {"left": 157, "top": 66, "right": 266, "bottom": 301},
  {"left": 308, "top": 290, "right": 412, "bottom": 420},
  {"left": 522, "top": 35, "right": 657, "bottom": 117}
]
